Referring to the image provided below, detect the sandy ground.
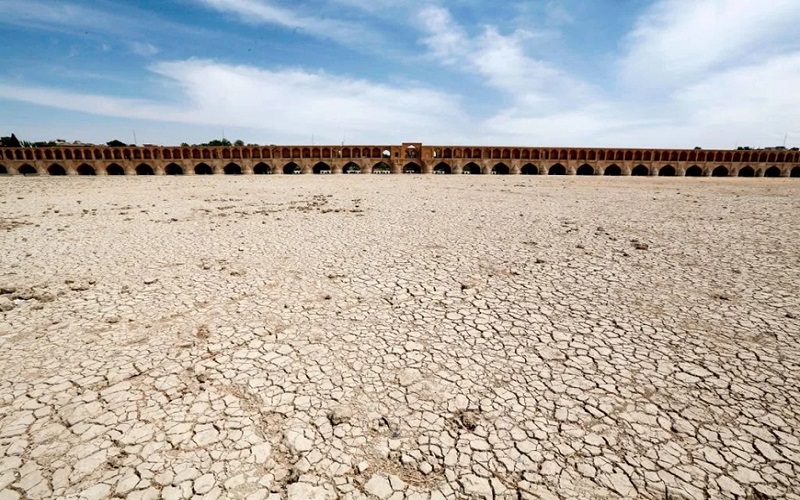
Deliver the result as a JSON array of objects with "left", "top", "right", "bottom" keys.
[{"left": 0, "top": 176, "right": 799, "bottom": 500}]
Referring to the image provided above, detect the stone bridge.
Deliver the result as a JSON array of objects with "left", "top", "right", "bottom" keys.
[{"left": 2, "top": 142, "right": 799, "bottom": 177}]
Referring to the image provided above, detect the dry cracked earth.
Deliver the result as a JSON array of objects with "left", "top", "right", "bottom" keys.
[{"left": 0, "top": 176, "right": 799, "bottom": 500}]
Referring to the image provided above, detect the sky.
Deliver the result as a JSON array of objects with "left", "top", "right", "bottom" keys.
[{"left": 0, "top": 0, "right": 798, "bottom": 148}]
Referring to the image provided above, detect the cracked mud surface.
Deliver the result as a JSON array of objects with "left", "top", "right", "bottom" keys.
[{"left": 1, "top": 176, "right": 799, "bottom": 499}]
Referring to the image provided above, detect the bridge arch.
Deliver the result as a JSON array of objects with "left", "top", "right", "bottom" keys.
[
  {"left": 604, "top": 164, "right": 621, "bottom": 176},
  {"left": 462, "top": 162, "right": 481, "bottom": 174},
  {"left": 403, "top": 162, "right": 421, "bottom": 174},
  {"left": 343, "top": 162, "right": 360, "bottom": 174},
  {"left": 791, "top": 166, "right": 800, "bottom": 177},
  {"left": 712, "top": 166, "right": 729, "bottom": 177},
  {"left": 253, "top": 162, "right": 272, "bottom": 174},
  {"left": 764, "top": 166, "right": 781, "bottom": 177},
  {"left": 658, "top": 165, "right": 676, "bottom": 177},
  {"left": 492, "top": 163, "right": 509, "bottom": 175},
  {"left": 737, "top": 166, "right": 754, "bottom": 177},
  {"left": 313, "top": 162, "right": 332, "bottom": 174},
  {"left": 77, "top": 164, "right": 96, "bottom": 176},
  {"left": 284, "top": 162, "right": 301, "bottom": 174},
  {"left": 576, "top": 164, "right": 593, "bottom": 176},
  {"left": 165, "top": 163, "right": 184, "bottom": 175},
  {"left": 48, "top": 164, "right": 67, "bottom": 176},
  {"left": 549, "top": 163, "right": 566, "bottom": 175},
  {"left": 433, "top": 162, "right": 451, "bottom": 174},
  {"left": 136, "top": 164, "right": 154, "bottom": 175},
  {"left": 106, "top": 163, "right": 125, "bottom": 175},
  {"left": 521, "top": 163, "right": 538, "bottom": 175},
  {"left": 0, "top": 165, "right": 6, "bottom": 175},
  {"left": 224, "top": 162, "right": 242, "bottom": 175},
  {"left": 195, "top": 163, "right": 213, "bottom": 175},
  {"left": 631, "top": 165, "right": 649, "bottom": 176},
  {"left": 685, "top": 165, "right": 703, "bottom": 177},
  {"left": 372, "top": 161, "right": 391, "bottom": 174},
  {"left": 18, "top": 164, "right": 37, "bottom": 175}
]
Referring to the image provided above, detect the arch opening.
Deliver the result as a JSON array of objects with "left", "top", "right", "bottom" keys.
[
  {"left": 462, "top": 162, "right": 481, "bottom": 175},
  {"left": 0, "top": 165, "right": 6, "bottom": 175},
  {"left": 254, "top": 162, "right": 272, "bottom": 174},
  {"left": 284, "top": 162, "right": 301, "bottom": 174},
  {"left": 224, "top": 163, "right": 242, "bottom": 175},
  {"left": 604, "top": 165, "right": 621, "bottom": 176},
  {"left": 712, "top": 166, "right": 729, "bottom": 177},
  {"left": 165, "top": 163, "right": 184, "bottom": 175},
  {"left": 764, "top": 166, "right": 781, "bottom": 177},
  {"left": 195, "top": 163, "right": 213, "bottom": 175},
  {"left": 685, "top": 165, "right": 703, "bottom": 177},
  {"left": 631, "top": 165, "right": 649, "bottom": 176},
  {"left": 737, "top": 166, "right": 754, "bottom": 177},
  {"left": 18, "top": 164, "right": 37, "bottom": 175},
  {"left": 433, "top": 162, "right": 451, "bottom": 174},
  {"left": 548, "top": 163, "right": 566, "bottom": 175},
  {"left": 403, "top": 162, "right": 421, "bottom": 174},
  {"left": 576, "top": 164, "right": 593, "bottom": 176},
  {"left": 658, "top": 165, "right": 675, "bottom": 177},
  {"left": 136, "top": 164, "right": 154, "bottom": 175},
  {"left": 791, "top": 167, "right": 800, "bottom": 178},
  {"left": 106, "top": 164, "right": 125, "bottom": 175},
  {"left": 492, "top": 163, "right": 509, "bottom": 175},
  {"left": 373, "top": 162, "right": 391, "bottom": 174},
  {"left": 343, "top": 162, "right": 360, "bottom": 174},
  {"left": 48, "top": 164, "right": 67, "bottom": 176},
  {"left": 521, "top": 163, "right": 538, "bottom": 175},
  {"left": 77, "top": 164, "right": 96, "bottom": 176},
  {"left": 314, "top": 162, "right": 332, "bottom": 174}
]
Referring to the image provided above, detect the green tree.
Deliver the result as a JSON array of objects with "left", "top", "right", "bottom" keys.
[{"left": 0, "top": 134, "right": 21, "bottom": 147}]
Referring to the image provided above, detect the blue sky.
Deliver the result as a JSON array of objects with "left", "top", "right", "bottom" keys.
[{"left": 1, "top": 0, "right": 798, "bottom": 148}]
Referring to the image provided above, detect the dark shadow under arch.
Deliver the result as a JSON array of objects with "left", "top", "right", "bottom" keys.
[
  {"left": 433, "top": 162, "right": 451, "bottom": 174},
  {"left": 195, "top": 163, "right": 213, "bottom": 175},
  {"left": 165, "top": 163, "right": 183, "bottom": 175},
  {"left": 604, "top": 165, "right": 621, "bottom": 176},
  {"left": 492, "top": 163, "right": 509, "bottom": 175},
  {"left": 313, "top": 162, "right": 332, "bottom": 174},
  {"left": 343, "top": 162, "right": 360, "bottom": 174},
  {"left": 576, "top": 164, "right": 593, "bottom": 176},
  {"left": 254, "top": 162, "right": 271, "bottom": 174},
  {"left": 659, "top": 165, "right": 675, "bottom": 177},
  {"left": 548, "top": 163, "right": 566, "bottom": 175},
  {"left": 107, "top": 164, "right": 125, "bottom": 175},
  {"left": 791, "top": 167, "right": 800, "bottom": 178},
  {"left": 403, "top": 162, "right": 421, "bottom": 174},
  {"left": 77, "top": 164, "right": 96, "bottom": 176},
  {"left": 48, "top": 164, "right": 66, "bottom": 176},
  {"left": 373, "top": 162, "right": 391, "bottom": 173},
  {"left": 764, "top": 166, "right": 781, "bottom": 177},
  {"left": 631, "top": 165, "right": 649, "bottom": 176},
  {"left": 462, "top": 162, "right": 481, "bottom": 174},
  {"left": 712, "top": 166, "right": 729, "bottom": 177},
  {"left": 224, "top": 163, "right": 242, "bottom": 175},
  {"left": 284, "top": 162, "right": 301, "bottom": 174},
  {"left": 685, "top": 165, "right": 703, "bottom": 177},
  {"left": 737, "top": 166, "right": 754, "bottom": 177},
  {"left": 0, "top": 165, "right": 6, "bottom": 175},
  {"left": 18, "top": 164, "right": 37, "bottom": 175},
  {"left": 136, "top": 164, "right": 154, "bottom": 175},
  {"left": 521, "top": 163, "right": 538, "bottom": 175}
]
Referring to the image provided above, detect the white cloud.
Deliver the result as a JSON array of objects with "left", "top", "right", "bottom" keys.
[
  {"left": 618, "top": 0, "right": 800, "bottom": 92},
  {"left": 417, "top": 5, "right": 590, "bottom": 111},
  {"left": 196, "top": 0, "right": 380, "bottom": 46},
  {"left": 131, "top": 42, "right": 159, "bottom": 57},
  {"left": 0, "top": 59, "right": 466, "bottom": 144}
]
